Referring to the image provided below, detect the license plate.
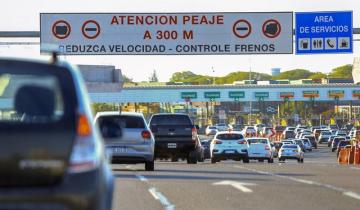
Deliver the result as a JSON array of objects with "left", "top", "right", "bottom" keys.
[
  {"left": 168, "top": 143, "right": 177, "bottom": 148},
  {"left": 225, "top": 150, "right": 235, "bottom": 154},
  {"left": 111, "top": 147, "right": 127, "bottom": 153}
]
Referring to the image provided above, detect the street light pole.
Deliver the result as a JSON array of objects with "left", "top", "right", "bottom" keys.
[{"left": 249, "top": 57, "right": 252, "bottom": 125}]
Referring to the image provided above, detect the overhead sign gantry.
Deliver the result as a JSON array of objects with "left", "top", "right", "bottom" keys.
[{"left": 40, "top": 12, "right": 293, "bottom": 55}]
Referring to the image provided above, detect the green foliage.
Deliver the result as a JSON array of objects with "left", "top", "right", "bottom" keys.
[
  {"left": 272, "top": 69, "right": 313, "bottom": 80},
  {"left": 123, "top": 75, "right": 134, "bottom": 83},
  {"left": 307, "top": 72, "right": 327, "bottom": 79},
  {"left": 169, "top": 71, "right": 271, "bottom": 85},
  {"left": 92, "top": 103, "right": 118, "bottom": 114},
  {"left": 168, "top": 64, "right": 352, "bottom": 84},
  {"left": 329, "top": 64, "right": 353, "bottom": 79},
  {"left": 170, "top": 71, "right": 196, "bottom": 82}
]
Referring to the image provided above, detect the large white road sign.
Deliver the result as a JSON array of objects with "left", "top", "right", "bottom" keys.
[{"left": 40, "top": 12, "right": 293, "bottom": 55}]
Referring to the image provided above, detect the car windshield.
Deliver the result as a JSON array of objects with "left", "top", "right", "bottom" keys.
[
  {"left": 283, "top": 145, "right": 298, "bottom": 149},
  {"left": 150, "top": 115, "right": 192, "bottom": 125},
  {"left": 247, "top": 139, "right": 268, "bottom": 144},
  {"left": 96, "top": 115, "right": 145, "bottom": 129},
  {"left": 216, "top": 133, "right": 244, "bottom": 140},
  {"left": 321, "top": 131, "right": 331, "bottom": 135},
  {"left": 209, "top": 126, "right": 217, "bottom": 129}
]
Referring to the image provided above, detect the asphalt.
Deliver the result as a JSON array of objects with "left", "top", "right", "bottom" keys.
[{"left": 111, "top": 143, "right": 360, "bottom": 210}]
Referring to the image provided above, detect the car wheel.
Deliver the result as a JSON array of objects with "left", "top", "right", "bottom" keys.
[
  {"left": 243, "top": 157, "right": 250, "bottom": 163},
  {"left": 187, "top": 151, "right": 198, "bottom": 164},
  {"left": 211, "top": 157, "right": 216, "bottom": 164},
  {"left": 309, "top": 149, "right": 312, "bottom": 152},
  {"left": 268, "top": 158, "right": 274, "bottom": 163},
  {"left": 171, "top": 157, "right": 178, "bottom": 162},
  {"left": 145, "top": 160, "right": 155, "bottom": 171}
]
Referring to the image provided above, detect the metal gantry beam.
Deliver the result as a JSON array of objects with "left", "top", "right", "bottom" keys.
[{"left": 0, "top": 28, "right": 359, "bottom": 38}]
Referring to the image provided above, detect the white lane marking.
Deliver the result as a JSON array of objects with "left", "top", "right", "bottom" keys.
[
  {"left": 148, "top": 187, "right": 175, "bottom": 210},
  {"left": 234, "top": 165, "right": 360, "bottom": 201},
  {"left": 344, "top": 191, "right": 360, "bottom": 200},
  {"left": 213, "top": 180, "right": 256, "bottom": 193},
  {"left": 136, "top": 174, "right": 149, "bottom": 182},
  {"left": 350, "top": 167, "right": 360, "bottom": 170}
]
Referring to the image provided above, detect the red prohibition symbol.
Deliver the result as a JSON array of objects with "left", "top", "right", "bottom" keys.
[
  {"left": 52, "top": 20, "right": 71, "bottom": 39},
  {"left": 82, "top": 20, "right": 101, "bottom": 39},
  {"left": 232, "top": 19, "right": 252, "bottom": 39}
]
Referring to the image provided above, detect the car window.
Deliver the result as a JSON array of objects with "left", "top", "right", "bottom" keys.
[
  {"left": 247, "top": 139, "right": 268, "bottom": 144},
  {"left": 283, "top": 145, "right": 298, "bottom": 149},
  {"left": 97, "top": 115, "right": 145, "bottom": 129},
  {"left": 0, "top": 65, "right": 75, "bottom": 124},
  {"left": 150, "top": 115, "right": 192, "bottom": 125},
  {"left": 321, "top": 132, "right": 331, "bottom": 135},
  {"left": 216, "top": 133, "right": 244, "bottom": 140}
]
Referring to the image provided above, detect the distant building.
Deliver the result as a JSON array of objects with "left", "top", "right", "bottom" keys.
[
  {"left": 271, "top": 68, "right": 281, "bottom": 76},
  {"left": 353, "top": 57, "right": 360, "bottom": 84},
  {"left": 77, "top": 65, "right": 123, "bottom": 93},
  {"left": 321, "top": 78, "right": 354, "bottom": 84}
]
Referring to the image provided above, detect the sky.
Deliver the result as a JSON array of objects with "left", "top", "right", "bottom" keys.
[{"left": 0, "top": 0, "right": 359, "bottom": 81}]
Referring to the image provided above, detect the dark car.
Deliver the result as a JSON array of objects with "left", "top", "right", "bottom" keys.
[
  {"left": 282, "top": 130, "right": 295, "bottom": 139},
  {"left": 294, "top": 139, "right": 306, "bottom": 152},
  {"left": 331, "top": 137, "right": 346, "bottom": 152},
  {"left": 201, "top": 139, "right": 211, "bottom": 159},
  {"left": 149, "top": 113, "right": 202, "bottom": 164},
  {"left": 303, "top": 135, "right": 317, "bottom": 149},
  {"left": 336, "top": 140, "right": 351, "bottom": 157},
  {"left": 0, "top": 58, "right": 113, "bottom": 210}
]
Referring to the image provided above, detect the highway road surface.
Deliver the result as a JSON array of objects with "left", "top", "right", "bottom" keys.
[{"left": 111, "top": 144, "right": 360, "bottom": 210}]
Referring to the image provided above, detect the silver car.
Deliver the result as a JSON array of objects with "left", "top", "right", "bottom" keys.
[{"left": 95, "top": 112, "right": 155, "bottom": 171}]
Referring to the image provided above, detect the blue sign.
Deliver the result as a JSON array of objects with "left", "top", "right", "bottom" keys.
[{"left": 295, "top": 11, "right": 353, "bottom": 54}]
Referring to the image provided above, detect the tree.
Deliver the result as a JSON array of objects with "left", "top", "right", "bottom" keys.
[
  {"left": 307, "top": 72, "right": 327, "bottom": 79},
  {"left": 123, "top": 75, "right": 134, "bottom": 83},
  {"left": 329, "top": 64, "right": 353, "bottom": 79},
  {"left": 149, "top": 69, "right": 159, "bottom": 82},
  {"left": 272, "top": 69, "right": 313, "bottom": 80}
]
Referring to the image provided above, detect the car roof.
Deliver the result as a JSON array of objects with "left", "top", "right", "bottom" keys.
[
  {"left": 246, "top": 137, "right": 269, "bottom": 140},
  {"left": 96, "top": 111, "right": 144, "bottom": 117},
  {"left": 216, "top": 131, "right": 243, "bottom": 135}
]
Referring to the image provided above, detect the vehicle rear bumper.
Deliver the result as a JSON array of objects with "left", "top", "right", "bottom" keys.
[
  {"left": 155, "top": 141, "right": 196, "bottom": 158},
  {"left": 212, "top": 151, "right": 248, "bottom": 160},
  {"left": 0, "top": 164, "right": 114, "bottom": 210},
  {"left": 279, "top": 155, "right": 301, "bottom": 160},
  {"left": 248, "top": 153, "right": 271, "bottom": 159},
  {"left": 111, "top": 153, "right": 154, "bottom": 163}
]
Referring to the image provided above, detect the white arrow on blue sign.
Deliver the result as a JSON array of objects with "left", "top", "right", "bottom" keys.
[{"left": 295, "top": 11, "right": 353, "bottom": 54}]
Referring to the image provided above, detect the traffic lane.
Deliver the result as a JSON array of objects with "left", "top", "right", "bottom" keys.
[
  {"left": 237, "top": 145, "right": 360, "bottom": 201},
  {"left": 116, "top": 161, "right": 360, "bottom": 210},
  {"left": 111, "top": 165, "right": 163, "bottom": 210}
]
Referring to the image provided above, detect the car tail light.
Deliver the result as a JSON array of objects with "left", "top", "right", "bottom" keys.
[
  {"left": 238, "top": 140, "right": 247, "bottom": 144},
  {"left": 192, "top": 127, "right": 197, "bottom": 141},
  {"left": 69, "top": 113, "right": 99, "bottom": 173},
  {"left": 142, "top": 130, "right": 151, "bottom": 139},
  {"left": 265, "top": 145, "right": 270, "bottom": 150},
  {"left": 214, "top": 139, "right": 222, "bottom": 144},
  {"left": 77, "top": 114, "right": 91, "bottom": 136}
]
